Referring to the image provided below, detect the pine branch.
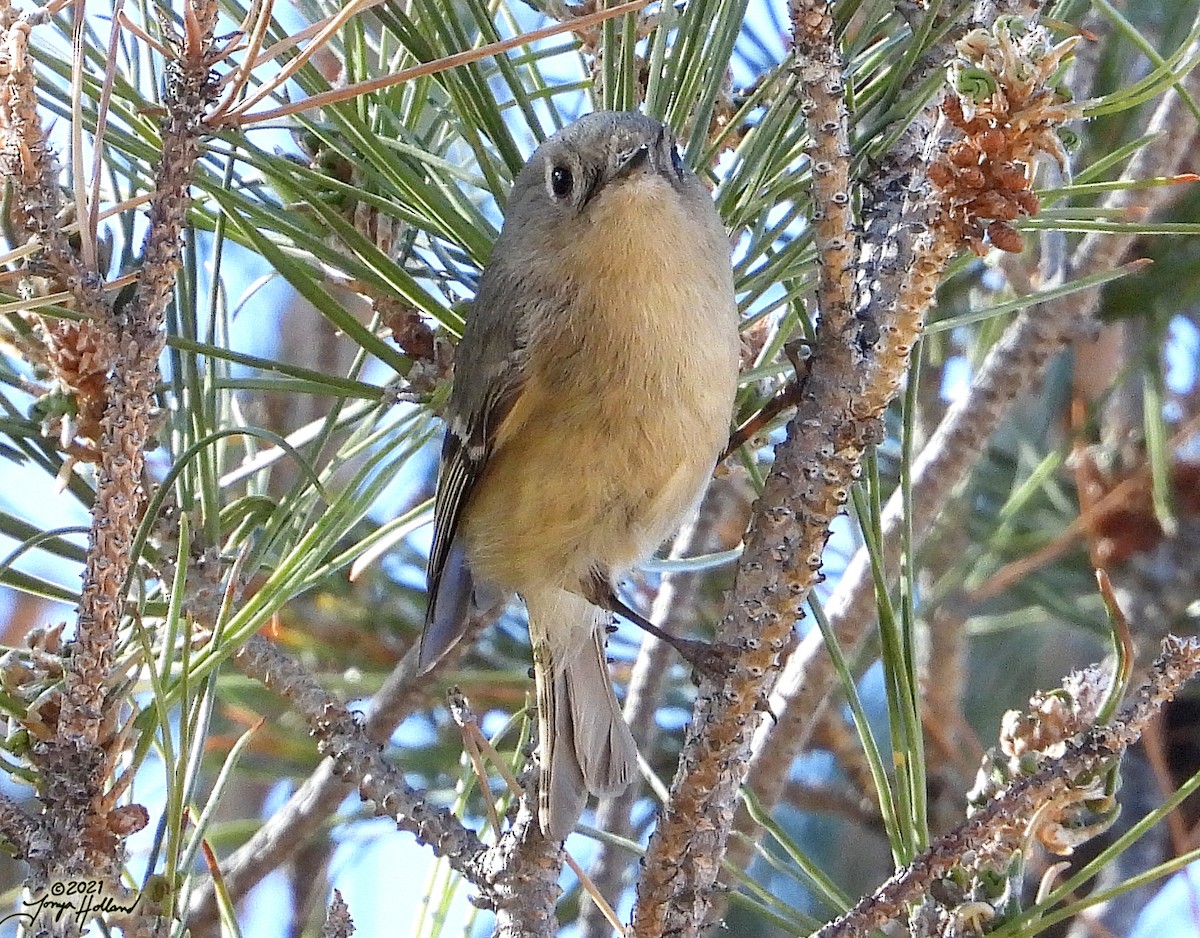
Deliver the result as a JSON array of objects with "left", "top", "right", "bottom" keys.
[
  {"left": 629, "top": 5, "right": 928, "bottom": 931},
  {"left": 811, "top": 636, "right": 1200, "bottom": 937},
  {"left": 232, "top": 632, "right": 563, "bottom": 932},
  {"left": 580, "top": 477, "right": 751, "bottom": 938},
  {"left": 187, "top": 610, "right": 494, "bottom": 935},
  {"left": 320, "top": 889, "right": 354, "bottom": 938},
  {"left": 752, "top": 12, "right": 1200, "bottom": 835},
  {"left": 0, "top": 1, "right": 218, "bottom": 914},
  {"left": 0, "top": 790, "right": 37, "bottom": 859}
]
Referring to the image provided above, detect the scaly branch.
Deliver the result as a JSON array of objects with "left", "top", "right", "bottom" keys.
[
  {"left": 0, "top": 0, "right": 219, "bottom": 908},
  {"left": 752, "top": 12, "right": 1200, "bottom": 833},
  {"left": 629, "top": 3, "right": 920, "bottom": 932},
  {"left": 232, "top": 634, "right": 564, "bottom": 936},
  {"left": 811, "top": 636, "right": 1200, "bottom": 937},
  {"left": 186, "top": 610, "right": 494, "bottom": 935}
]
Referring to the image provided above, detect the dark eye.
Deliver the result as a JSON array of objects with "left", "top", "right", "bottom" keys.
[
  {"left": 550, "top": 165, "right": 573, "bottom": 199},
  {"left": 670, "top": 144, "right": 684, "bottom": 174}
]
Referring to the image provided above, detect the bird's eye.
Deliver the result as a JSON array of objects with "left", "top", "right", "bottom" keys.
[
  {"left": 670, "top": 144, "right": 684, "bottom": 174},
  {"left": 549, "top": 165, "right": 573, "bottom": 199}
]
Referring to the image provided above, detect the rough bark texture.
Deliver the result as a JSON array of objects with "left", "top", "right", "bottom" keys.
[
  {"left": 232, "top": 634, "right": 565, "bottom": 934},
  {"left": 580, "top": 477, "right": 751, "bottom": 938},
  {"left": 628, "top": 6, "right": 935, "bottom": 926},
  {"left": 811, "top": 637, "right": 1200, "bottom": 937},
  {"left": 187, "top": 613, "right": 490, "bottom": 935},
  {"left": 748, "top": 21, "right": 1200, "bottom": 835},
  {"left": 0, "top": 2, "right": 218, "bottom": 918}
]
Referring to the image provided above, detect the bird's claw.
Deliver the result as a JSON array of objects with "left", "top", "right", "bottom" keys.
[{"left": 672, "top": 637, "right": 737, "bottom": 681}]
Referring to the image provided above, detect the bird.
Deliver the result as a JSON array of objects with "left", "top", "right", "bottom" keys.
[{"left": 420, "top": 110, "right": 740, "bottom": 840}]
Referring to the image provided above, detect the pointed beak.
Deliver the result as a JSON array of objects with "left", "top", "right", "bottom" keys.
[{"left": 614, "top": 143, "right": 651, "bottom": 178}]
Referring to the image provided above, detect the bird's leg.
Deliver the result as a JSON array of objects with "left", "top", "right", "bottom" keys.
[
  {"left": 721, "top": 338, "right": 813, "bottom": 461},
  {"left": 591, "top": 582, "right": 736, "bottom": 680}
]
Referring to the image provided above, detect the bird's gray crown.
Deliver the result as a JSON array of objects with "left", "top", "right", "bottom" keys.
[{"left": 507, "top": 110, "right": 687, "bottom": 215}]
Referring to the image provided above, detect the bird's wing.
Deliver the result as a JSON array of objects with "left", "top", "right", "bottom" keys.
[{"left": 421, "top": 274, "right": 532, "bottom": 670}]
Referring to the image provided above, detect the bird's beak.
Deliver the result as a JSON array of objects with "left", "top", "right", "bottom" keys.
[{"left": 614, "top": 143, "right": 651, "bottom": 179}]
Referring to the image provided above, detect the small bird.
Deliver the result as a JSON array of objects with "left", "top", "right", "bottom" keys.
[{"left": 421, "top": 111, "right": 740, "bottom": 840}]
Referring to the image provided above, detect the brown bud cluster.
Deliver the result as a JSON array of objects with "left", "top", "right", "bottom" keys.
[
  {"left": 44, "top": 319, "right": 113, "bottom": 457},
  {"left": 999, "top": 666, "right": 1109, "bottom": 762},
  {"left": 930, "top": 106, "right": 1040, "bottom": 254},
  {"left": 931, "top": 19, "right": 1083, "bottom": 255},
  {"left": 968, "top": 665, "right": 1119, "bottom": 856},
  {"left": 372, "top": 290, "right": 453, "bottom": 395}
]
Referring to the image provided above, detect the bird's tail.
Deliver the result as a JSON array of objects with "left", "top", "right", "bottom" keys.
[{"left": 525, "top": 588, "right": 639, "bottom": 841}]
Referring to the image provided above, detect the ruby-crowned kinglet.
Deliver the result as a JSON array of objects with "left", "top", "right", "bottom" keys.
[{"left": 421, "top": 111, "right": 740, "bottom": 840}]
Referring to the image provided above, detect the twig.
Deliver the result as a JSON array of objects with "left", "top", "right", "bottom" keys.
[
  {"left": 0, "top": 8, "right": 110, "bottom": 323},
  {"left": 810, "top": 636, "right": 1200, "bottom": 937},
  {"left": 208, "top": 0, "right": 274, "bottom": 119},
  {"left": 187, "top": 610, "right": 494, "bottom": 935},
  {"left": 745, "top": 4, "right": 1200, "bottom": 851},
  {"left": 449, "top": 689, "right": 503, "bottom": 834},
  {"left": 567, "top": 852, "right": 626, "bottom": 936},
  {"left": 780, "top": 779, "right": 881, "bottom": 828},
  {"left": 0, "top": 0, "right": 218, "bottom": 904},
  {"left": 732, "top": 24, "right": 955, "bottom": 875},
  {"left": 923, "top": 602, "right": 986, "bottom": 774},
  {"left": 629, "top": 3, "right": 929, "bottom": 931},
  {"left": 224, "top": 0, "right": 378, "bottom": 120},
  {"left": 232, "top": 635, "right": 486, "bottom": 870},
  {"left": 919, "top": 516, "right": 984, "bottom": 782},
  {"left": 86, "top": 0, "right": 125, "bottom": 255},
  {"left": 0, "top": 791, "right": 37, "bottom": 859},
  {"left": 810, "top": 709, "right": 882, "bottom": 813},
  {"left": 115, "top": 11, "right": 169, "bottom": 58},
  {"left": 483, "top": 798, "right": 563, "bottom": 938},
  {"left": 59, "top": 0, "right": 219, "bottom": 745},
  {"left": 300, "top": 633, "right": 565, "bottom": 935},
  {"left": 319, "top": 889, "right": 354, "bottom": 938},
  {"left": 459, "top": 720, "right": 624, "bottom": 935},
  {"left": 227, "top": 627, "right": 564, "bottom": 932},
  {"left": 794, "top": 0, "right": 856, "bottom": 340},
  {"left": 223, "top": 0, "right": 655, "bottom": 127},
  {"left": 579, "top": 476, "right": 750, "bottom": 938}
]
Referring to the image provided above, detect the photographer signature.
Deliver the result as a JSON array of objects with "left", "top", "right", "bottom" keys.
[{"left": 1, "top": 880, "right": 138, "bottom": 930}]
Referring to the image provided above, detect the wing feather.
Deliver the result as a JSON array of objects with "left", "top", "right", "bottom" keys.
[{"left": 421, "top": 326, "right": 527, "bottom": 669}]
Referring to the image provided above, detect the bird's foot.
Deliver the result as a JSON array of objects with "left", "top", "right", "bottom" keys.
[{"left": 668, "top": 636, "right": 739, "bottom": 682}]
